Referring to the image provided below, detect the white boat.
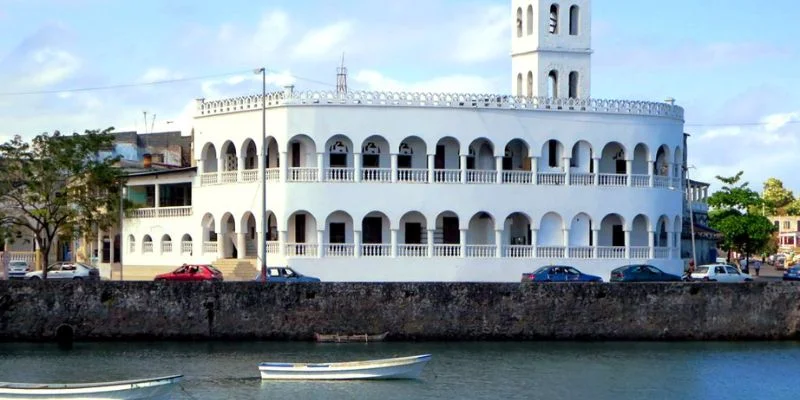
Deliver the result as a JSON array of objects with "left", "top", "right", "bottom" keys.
[
  {"left": 0, "top": 374, "right": 183, "bottom": 399},
  {"left": 259, "top": 354, "right": 432, "bottom": 380}
]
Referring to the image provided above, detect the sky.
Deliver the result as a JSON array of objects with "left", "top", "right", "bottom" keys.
[{"left": 1, "top": 0, "right": 799, "bottom": 192}]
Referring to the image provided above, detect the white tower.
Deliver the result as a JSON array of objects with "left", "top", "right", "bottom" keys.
[{"left": 511, "top": 0, "right": 592, "bottom": 99}]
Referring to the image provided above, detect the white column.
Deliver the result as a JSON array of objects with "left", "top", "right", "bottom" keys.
[
  {"left": 217, "top": 157, "right": 225, "bottom": 174},
  {"left": 427, "top": 154, "right": 435, "bottom": 183},
  {"left": 626, "top": 159, "right": 633, "bottom": 186},
  {"left": 459, "top": 229, "right": 467, "bottom": 258},
  {"left": 317, "top": 152, "right": 324, "bottom": 182},
  {"left": 666, "top": 162, "right": 673, "bottom": 179},
  {"left": 317, "top": 230, "right": 324, "bottom": 258},
  {"left": 154, "top": 184, "right": 160, "bottom": 208},
  {"left": 531, "top": 229, "right": 538, "bottom": 257},
  {"left": 391, "top": 154, "right": 398, "bottom": 183},
  {"left": 354, "top": 152, "right": 362, "bottom": 183},
  {"left": 109, "top": 231, "right": 115, "bottom": 265},
  {"left": 238, "top": 156, "right": 246, "bottom": 176},
  {"left": 648, "top": 159, "right": 654, "bottom": 187},
  {"left": 593, "top": 158, "right": 600, "bottom": 185},
  {"left": 216, "top": 231, "right": 224, "bottom": 259},
  {"left": 624, "top": 229, "right": 631, "bottom": 259},
  {"left": 562, "top": 228, "right": 570, "bottom": 257},
  {"left": 354, "top": 230, "right": 362, "bottom": 258},
  {"left": 495, "top": 229, "right": 503, "bottom": 258},
  {"left": 390, "top": 229, "right": 398, "bottom": 257},
  {"left": 427, "top": 228, "right": 435, "bottom": 258},
  {"left": 495, "top": 156, "right": 503, "bottom": 184},
  {"left": 236, "top": 232, "right": 246, "bottom": 260},
  {"left": 563, "top": 157, "right": 571, "bottom": 185},
  {"left": 648, "top": 230, "right": 655, "bottom": 259},
  {"left": 592, "top": 229, "right": 600, "bottom": 258},
  {"left": 278, "top": 230, "right": 287, "bottom": 257},
  {"left": 198, "top": 158, "right": 205, "bottom": 175},
  {"left": 531, "top": 156, "right": 539, "bottom": 185},
  {"left": 279, "top": 151, "right": 288, "bottom": 183},
  {"left": 460, "top": 155, "right": 467, "bottom": 184},
  {"left": 666, "top": 229, "right": 675, "bottom": 259}
]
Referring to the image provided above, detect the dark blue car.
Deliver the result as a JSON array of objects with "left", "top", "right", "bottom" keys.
[
  {"left": 521, "top": 265, "right": 603, "bottom": 282},
  {"left": 610, "top": 264, "right": 682, "bottom": 282},
  {"left": 783, "top": 266, "right": 800, "bottom": 281},
  {"left": 253, "top": 267, "right": 321, "bottom": 283}
]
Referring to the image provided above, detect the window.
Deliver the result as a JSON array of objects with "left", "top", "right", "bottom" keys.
[
  {"left": 329, "top": 223, "right": 345, "bottom": 243},
  {"left": 568, "top": 71, "right": 579, "bottom": 99},
  {"left": 517, "top": 73, "right": 523, "bottom": 97},
  {"left": 547, "top": 70, "right": 558, "bottom": 98},
  {"left": 569, "top": 5, "right": 579, "bottom": 35},
  {"left": 774, "top": 221, "right": 780, "bottom": 229},
  {"left": 405, "top": 223, "right": 422, "bottom": 244},
  {"left": 796, "top": 220, "right": 800, "bottom": 231},
  {"left": 526, "top": 5, "right": 534, "bottom": 35},
  {"left": 549, "top": 4, "right": 559, "bottom": 34},
  {"left": 526, "top": 71, "right": 533, "bottom": 97},
  {"left": 516, "top": 7, "right": 523, "bottom": 37},
  {"left": 548, "top": 141, "right": 558, "bottom": 167},
  {"left": 612, "top": 225, "right": 624, "bottom": 247},
  {"left": 784, "top": 221, "right": 791, "bottom": 230}
]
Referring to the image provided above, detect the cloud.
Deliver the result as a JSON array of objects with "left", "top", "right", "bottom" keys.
[
  {"left": 200, "top": 70, "right": 296, "bottom": 100},
  {"left": 451, "top": 5, "right": 508, "bottom": 63},
  {"left": 596, "top": 41, "right": 789, "bottom": 70},
  {"left": 138, "top": 67, "right": 183, "bottom": 83},
  {"left": 353, "top": 70, "right": 502, "bottom": 93},
  {"left": 291, "top": 21, "right": 353, "bottom": 61}
]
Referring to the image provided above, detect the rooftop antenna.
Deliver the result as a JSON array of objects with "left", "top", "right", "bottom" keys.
[
  {"left": 150, "top": 113, "right": 157, "bottom": 134},
  {"left": 142, "top": 111, "right": 147, "bottom": 133},
  {"left": 336, "top": 52, "right": 348, "bottom": 95}
]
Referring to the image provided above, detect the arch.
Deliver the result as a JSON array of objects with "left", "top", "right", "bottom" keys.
[
  {"left": 516, "top": 73, "right": 523, "bottom": 97},
  {"left": 526, "top": 5, "right": 534, "bottom": 35},
  {"left": 201, "top": 142, "right": 218, "bottom": 172},
  {"left": 467, "top": 138, "right": 495, "bottom": 170},
  {"left": 467, "top": 212, "right": 495, "bottom": 245},
  {"left": 526, "top": 71, "right": 534, "bottom": 97},
  {"left": 569, "top": 212, "right": 592, "bottom": 247},
  {"left": 220, "top": 140, "right": 237, "bottom": 171},
  {"left": 599, "top": 214, "right": 626, "bottom": 247},
  {"left": 504, "top": 139, "right": 531, "bottom": 172},
  {"left": 142, "top": 234, "right": 153, "bottom": 253},
  {"left": 241, "top": 212, "right": 257, "bottom": 257},
  {"left": 265, "top": 211, "right": 278, "bottom": 241},
  {"left": 435, "top": 137, "right": 460, "bottom": 170},
  {"left": 568, "top": 71, "right": 579, "bottom": 99},
  {"left": 265, "top": 137, "right": 280, "bottom": 168},
  {"left": 161, "top": 234, "right": 172, "bottom": 253},
  {"left": 569, "top": 5, "right": 579, "bottom": 35},
  {"left": 180, "top": 234, "right": 193, "bottom": 254},
  {"left": 631, "top": 214, "right": 650, "bottom": 247},
  {"left": 655, "top": 145, "right": 671, "bottom": 176},
  {"left": 655, "top": 215, "right": 671, "bottom": 247},
  {"left": 549, "top": 4, "right": 559, "bottom": 34},
  {"left": 325, "top": 210, "right": 354, "bottom": 245},
  {"left": 127, "top": 234, "right": 135, "bottom": 253},
  {"left": 361, "top": 135, "right": 391, "bottom": 178},
  {"left": 538, "top": 212, "right": 564, "bottom": 246},
  {"left": 599, "top": 142, "right": 627, "bottom": 174},
  {"left": 435, "top": 211, "right": 461, "bottom": 246},
  {"left": 516, "top": 7, "right": 523, "bottom": 37},
  {"left": 241, "top": 139, "right": 258, "bottom": 170},
  {"left": 325, "top": 134, "right": 353, "bottom": 168},
  {"left": 547, "top": 70, "right": 558, "bottom": 98},
  {"left": 362, "top": 211, "right": 390, "bottom": 256},
  {"left": 570, "top": 140, "right": 593, "bottom": 173},
  {"left": 288, "top": 134, "right": 318, "bottom": 169},
  {"left": 287, "top": 210, "right": 318, "bottom": 256},
  {"left": 673, "top": 146, "right": 684, "bottom": 178},
  {"left": 504, "top": 212, "right": 532, "bottom": 246},
  {"left": 398, "top": 136, "right": 428, "bottom": 179},
  {"left": 539, "top": 139, "right": 564, "bottom": 170},
  {"left": 399, "top": 211, "right": 427, "bottom": 245},
  {"left": 632, "top": 143, "right": 649, "bottom": 175}
]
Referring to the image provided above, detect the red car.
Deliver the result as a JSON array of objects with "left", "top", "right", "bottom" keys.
[{"left": 154, "top": 264, "right": 224, "bottom": 282}]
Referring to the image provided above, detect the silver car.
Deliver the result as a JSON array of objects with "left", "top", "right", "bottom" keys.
[
  {"left": 25, "top": 262, "right": 100, "bottom": 281},
  {"left": 7, "top": 260, "right": 32, "bottom": 279}
]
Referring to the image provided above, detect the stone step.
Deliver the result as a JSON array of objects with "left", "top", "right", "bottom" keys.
[{"left": 211, "top": 259, "right": 257, "bottom": 281}]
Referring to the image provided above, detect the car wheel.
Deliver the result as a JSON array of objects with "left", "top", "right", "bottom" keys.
[{"left": 30, "top": 276, "right": 43, "bottom": 281}]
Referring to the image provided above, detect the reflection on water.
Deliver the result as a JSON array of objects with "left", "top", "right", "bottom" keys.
[{"left": 0, "top": 341, "right": 799, "bottom": 399}]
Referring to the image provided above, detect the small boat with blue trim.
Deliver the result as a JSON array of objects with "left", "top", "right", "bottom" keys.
[
  {"left": 258, "top": 354, "right": 431, "bottom": 380},
  {"left": 0, "top": 374, "right": 183, "bottom": 399}
]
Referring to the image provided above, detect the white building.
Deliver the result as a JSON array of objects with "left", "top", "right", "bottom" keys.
[{"left": 120, "top": 0, "right": 686, "bottom": 282}]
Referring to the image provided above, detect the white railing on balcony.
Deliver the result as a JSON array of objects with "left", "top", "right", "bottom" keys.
[
  {"left": 654, "top": 247, "right": 670, "bottom": 259},
  {"left": 202, "top": 241, "right": 217, "bottom": 254},
  {"left": 690, "top": 201, "right": 709, "bottom": 213},
  {"left": 285, "top": 243, "right": 318, "bottom": 257},
  {"left": 131, "top": 208, "right": 157, "bottom": 218},
  {"left": 398, "top": 244, "right": 428, "bottom": 257},
  {"left": 143, "top": 242, "right": 153, "bottom": 253},
  {"left": 397, "top": 168, "right": 428, "bottom": 183},
  {"left": 159, "top": 206, "right": 192, "bottom": 217},
  {"left": 504, "top": 245, "right": 534, "bottom": 258},
  {"left": 434, "top": 169, "right": 461, "bottom": 183},
  {"left": 672, "top": 177, "right": 683, "bottom": 189},
  {"left": 598, "top": 173, "right": 627, "bottom": 186},
  {"left": 241, "top": 169, "right": 258, "bottom": 182},
  {"left": 325, "top": 243, "right": 355, "bottom": 257},
  {"left": 289, "top": 167, "right": 319, "bottom": 182},
  {"left": 129, "top": 242, "right": 136, "bottom": 253},
  {"left": 653, "top": 175, "right": 671, "bottom": 188},
  {"left": 502, "top": 170, "right": 533, "bottom": 184},
  {"left": 266, "top": 241, "right": 279, "bottom": 254},
  {"left": 569, "top": 173, "right": 594, "bottom": 186},
  {"left": 596, "top": 246, "right": 625, "bottom": 259},
  {"left": 265, "top": 168, "right": 280, "bottom": 182},
  {"left": 433, "top": 244, "right": 460, "bottom": 257},
  {"left": 181, "top": 241, "right": 193, "bottom": 254},
  {"left": 631, "top": 174, "right": 650, "bottom": 187},
  {"left": 362, "top": 244, "right": 391, "bottom": 257},
  {"left": 325, "top": 168, "right": 354, "bottom": 182},
  {"left": 537, "top": 172, "right": 565, "bottom": 185},
  {"left": 220, "top": 170, "right": 238, "bottom": 184},
  {"left": 466, "top": 170, "right": 496, "bottom": 184},
  {"left": 536, "top": 246, "right": 565, "bottom": 258},
  {"left": 200, "top": 172, "right": 218, "bottom": 185},
  {"left": 362, "top": 168, "right": 392, "bottom": 182},
  {"left": 630, "top": 246, "right": 650, "bottom": 258},
  {"left": 161, "top": 241, "right": 173, "bottom": 253},
  {"left": 568, "top": 246, "right": 594, "bottom": 259},
  {"left": 465, "top": 245, "right": 496, "bottom": 257}
]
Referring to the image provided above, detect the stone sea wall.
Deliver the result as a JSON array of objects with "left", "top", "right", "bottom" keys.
[{"left": 0, "top": 281, "right": 798, "bottom": 341}]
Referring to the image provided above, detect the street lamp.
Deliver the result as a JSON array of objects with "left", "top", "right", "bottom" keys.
[
  {"left": 685, "top": 165, "right": 697, "bottom": 266},
  {"left": 254, "top": 67, "right": 267, "bottom": 284}
]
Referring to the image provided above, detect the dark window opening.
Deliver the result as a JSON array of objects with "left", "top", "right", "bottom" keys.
[
  {"left": 443, "top": 217, "right": 459, "bottom": 244},
  {"left": 548, "top": 141, "right": 558, "bottom": 167},
  {"left": 466, "top": 156, "right": 475, "bottom": 170},
  {"left": 616, "top": 159, "right": 626, "bottom": 174},
  {"left": 398, "top": 155, "right": 412, "bottom": 169},
  {"left": 502, "top": 157, "right": 513, "bottom": 170},
  {"left": 291, "top": 142, "right": 301, "bottom": 168},
  {"left": 330, "top": 153, "right": 347, "bottom": 167},
  {"left": 362, "top": 154, "right": 379, "bottom": 168},
  {"left": 405, "top": 223, "right": 422, "bottom": 244},
  {"left": 612, "top": 225, "right": 624, "bottom": 247},
  {"left": 363, "top": 217, "right": 383, "bottom": 244},
  {"left": 434, "top": 145, "right": 445, "bottom": 169},
  {"left": 329, "top": 223, "right": 345, "bottom": 243}
]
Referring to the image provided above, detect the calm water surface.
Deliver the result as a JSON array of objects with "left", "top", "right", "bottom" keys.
[{"left": 0, "top": 341, "right": 798, "bottom": 399}]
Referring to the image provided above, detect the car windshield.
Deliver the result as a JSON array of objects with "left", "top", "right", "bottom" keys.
[
  {"left": 532, "top": 266, "right": 550, "bottom": 274},
  {"left": 9, "top": 261, "right": 27, "bottom": 266},
  {"left": 206, "top": 265, "right": 222, "bottom": 274},
  {"left": 694, "top": 266, "right": 709, "bottom": 273}
]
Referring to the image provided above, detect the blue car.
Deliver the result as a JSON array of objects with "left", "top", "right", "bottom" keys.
[
  {"left": 610, "top": 264, "right": 682, "bottom": 282},
  {"left": 783, "top": 266, "right": 800, "bottom": 281},
  {"left": 521, "top": 265, "right": 603, "bottom": 282},
  {"left": 253, "top": 267, "right": 321, "bottom": 283}
]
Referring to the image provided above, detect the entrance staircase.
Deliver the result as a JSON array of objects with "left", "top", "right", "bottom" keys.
[{"left": 212, "top": 258, "right": 257, "bottom": 281}]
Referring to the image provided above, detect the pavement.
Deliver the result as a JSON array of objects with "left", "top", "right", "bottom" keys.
[{"left": 748, "top": 262, "right": 785, "bottom": 282}]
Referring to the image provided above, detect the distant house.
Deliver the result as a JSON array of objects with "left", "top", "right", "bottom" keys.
[
  {"left": 768, "top": 215, "right": 800, "bottom": 253},
  {"left": 681, "top": 179, "right": 722, "bottom": 265}
]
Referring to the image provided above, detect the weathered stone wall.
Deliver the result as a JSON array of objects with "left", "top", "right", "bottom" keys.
[{"left": 0, "top": 281, "right": 798, "bottom": 341}]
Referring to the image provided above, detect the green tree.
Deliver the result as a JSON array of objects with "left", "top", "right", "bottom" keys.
[
  {"left": 785, "top": 199, "right": 800, "bottom": 216},
  {"left": 762, "top": 177, "right": 795, "bottom": 215},
  {"left": 0, "top": 129, "right": 126, "bottom": 278},
  {"left": 708, "top": 171, "right": 777, "bottom": 262}
]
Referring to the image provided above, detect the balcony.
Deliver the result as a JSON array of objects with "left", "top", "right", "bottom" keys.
[{"left": 129, "top": 206, "right": 192, "bottom": 219}]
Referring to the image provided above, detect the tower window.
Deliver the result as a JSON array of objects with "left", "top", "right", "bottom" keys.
[
  {"left": 516, "top": 7, "right": 523, "bottom": 37},
  {"left": 548, "top": 141, "right": 558, "bottom": 168},
  {"left": 569, "top": 5, "right": 579, "bottom": 35},
  {"left": 526, "top": 5, "right": 534, "bottom": 35},
  {"left": 548, "top": 70, "right": 558, "bottom": 98},
  {"left": 549, "top": 4, "right": 559, "bottom": 34},
  {"left": 526, "top": 71, "right": 533, "bottom": 98},
  {"left": 517, "top": 73, "right": 523, "bottom": 97},
  {"left": 568, "top": 71, "right": 578, "bottom": 99}
]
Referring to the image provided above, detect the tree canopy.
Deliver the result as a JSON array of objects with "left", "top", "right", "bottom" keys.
[
  {"left": 0, "top": 128, "right": 126, "bottom": 277},
  {"left": 761, "top": 177, "right": 795, "bottom": 216}
]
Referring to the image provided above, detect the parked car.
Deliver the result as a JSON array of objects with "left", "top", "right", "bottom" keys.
[
  {"left": 610, "top": 264, "right": 682, "bottom": 282},
  {"left": 25, "top": 262, "right": 100, "bottom": 281},
  {"left": 521, "top": 265, "right": 602, "bottom": 282},
  {"left": 783, "top": 266, "right": 800, "bottom": 281},
  {"left": 690, "top": 264, "right": 753, "bottom": 282},
  {"left": 154, "top": 264, "right": 223, "bottom": 282},
  {"left": 253, "top": 267, "right": 320, "bottom": 283},
  {"left": 7, "top": 260, "right": 32, "bottom": 280}
]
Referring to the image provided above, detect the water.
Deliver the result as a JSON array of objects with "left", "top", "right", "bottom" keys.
[{"left": 0, "top": 341, "right": 799, "bottom": 399}]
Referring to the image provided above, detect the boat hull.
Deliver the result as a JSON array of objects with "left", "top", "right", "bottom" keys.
[
  {"left": 0, "top": 375, "right": 182, "bottom": 400},
  {"left": 314, "top": 332, "right": 389, "bottom": 343},
  {"left": 259, "top": 354, "right": 431, "bottom": 380}
]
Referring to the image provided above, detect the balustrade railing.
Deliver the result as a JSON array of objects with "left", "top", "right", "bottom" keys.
[
  {"left": 654, "top": 247, "right": 671, "bottom": 259},
  {"left": 285, "top": 243, "right": 318, "bottom": 257},
  {"left": 289, "top": 167, "right": 318, "bottom": 182},
  {"left": 161, "top": 241, "right": 173, "bottom": 253},
  {"left": 630, "top": 174, "right": 650, "bottom": 187},
  {"left": 569, "top": 173, "right": 594, "bottom": 186},
  {"left": 433, "top": 244, "right": 460, "bottom": 257},
  {"left": 598, "top": 173, "right": 627, "bottom": 186},
  {"left": 596, "top": 246, "right": 625, "bottom": 259},
  {"left": 181, "top": 241, "right": 193, "bottom": 254},
  {"left": 434, "top": 169, "right": 461, "bottom": 183},
  {"left": 325, "top": 168, "right": 354, "bottom": 182},
  {"left": 398, "top": 244, "right": 428, "bottom": 257},
  {"left": 504, "top": 245, "right": 534, "bottom": 258},
  {"left": 159, "top": 206, "right": 192, "bottom": 217},
  {"left": 465, "top": 245, "right": 496, "bottom": 257},
  {"left": 131, "top": 208, "right": 156, "bottom": 218},
  {"left": 200, "top": 172, "right": 218, "bottom": 185},
  {"left": 266, "top": 241, "right": 279, "bottom": 254},
  {"left": 326, "top": 243, "right": 355, "bottom": 257},
  {"left": 362, "top": 244, "right": 391, "bottom": 257},
  {"left": 397, "top": 168, "right": 428, "bottom": 183},
  {"left": 629, "top": 246, "right": 650, "bottom": 258},
  {"left": 202, "top": 241, "right": 217, "bottom": 254},
  {"left": 653, "top": 175, "right": 671, "bottom": 188},
  {"left": 143, "top": 242, "right": 154, "bottom": 253},
  {"left": 240, "top": 169, "right": 258, "bottom": 182},
  {"left": 362, "top": 168, "right": 392, "bottom": 182},
  {"left": 502, "top": 170, "right": 533, "bottom": 184},
  {"left": 220, "top": 171, "right": 238, "bottom": 184},
  {"left": 466, "top": 170, "right": 496, "bottom": 184},
  {"left": 265, "top": 169, "right": 280, "bottom": 182},
  {"left": 537, "top": 172, "right": 565, "bottom": 185},
  {"left": 536, "top": 246, "right": 565, "bottom": 258},
  {"left": 568, "top": 246, "right": 594, "bottom": 259}
]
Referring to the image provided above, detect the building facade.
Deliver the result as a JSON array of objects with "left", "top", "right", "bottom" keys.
[
  {"left": 120, "top": 0, "right": 688, "bottom": 282},
  {"left": 769, "top": 216, "right": 800, "bottom": 252}
]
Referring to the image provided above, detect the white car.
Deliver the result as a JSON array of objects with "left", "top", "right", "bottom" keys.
[
  {"left": 690, "top": 264, "right": 753, "bottom": 282},
  {"left": 7, "top": 260, "right": 32, "bottom": 279},
  {"left": 25, "top": 262, "right": 100, "bottom": 281}
]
